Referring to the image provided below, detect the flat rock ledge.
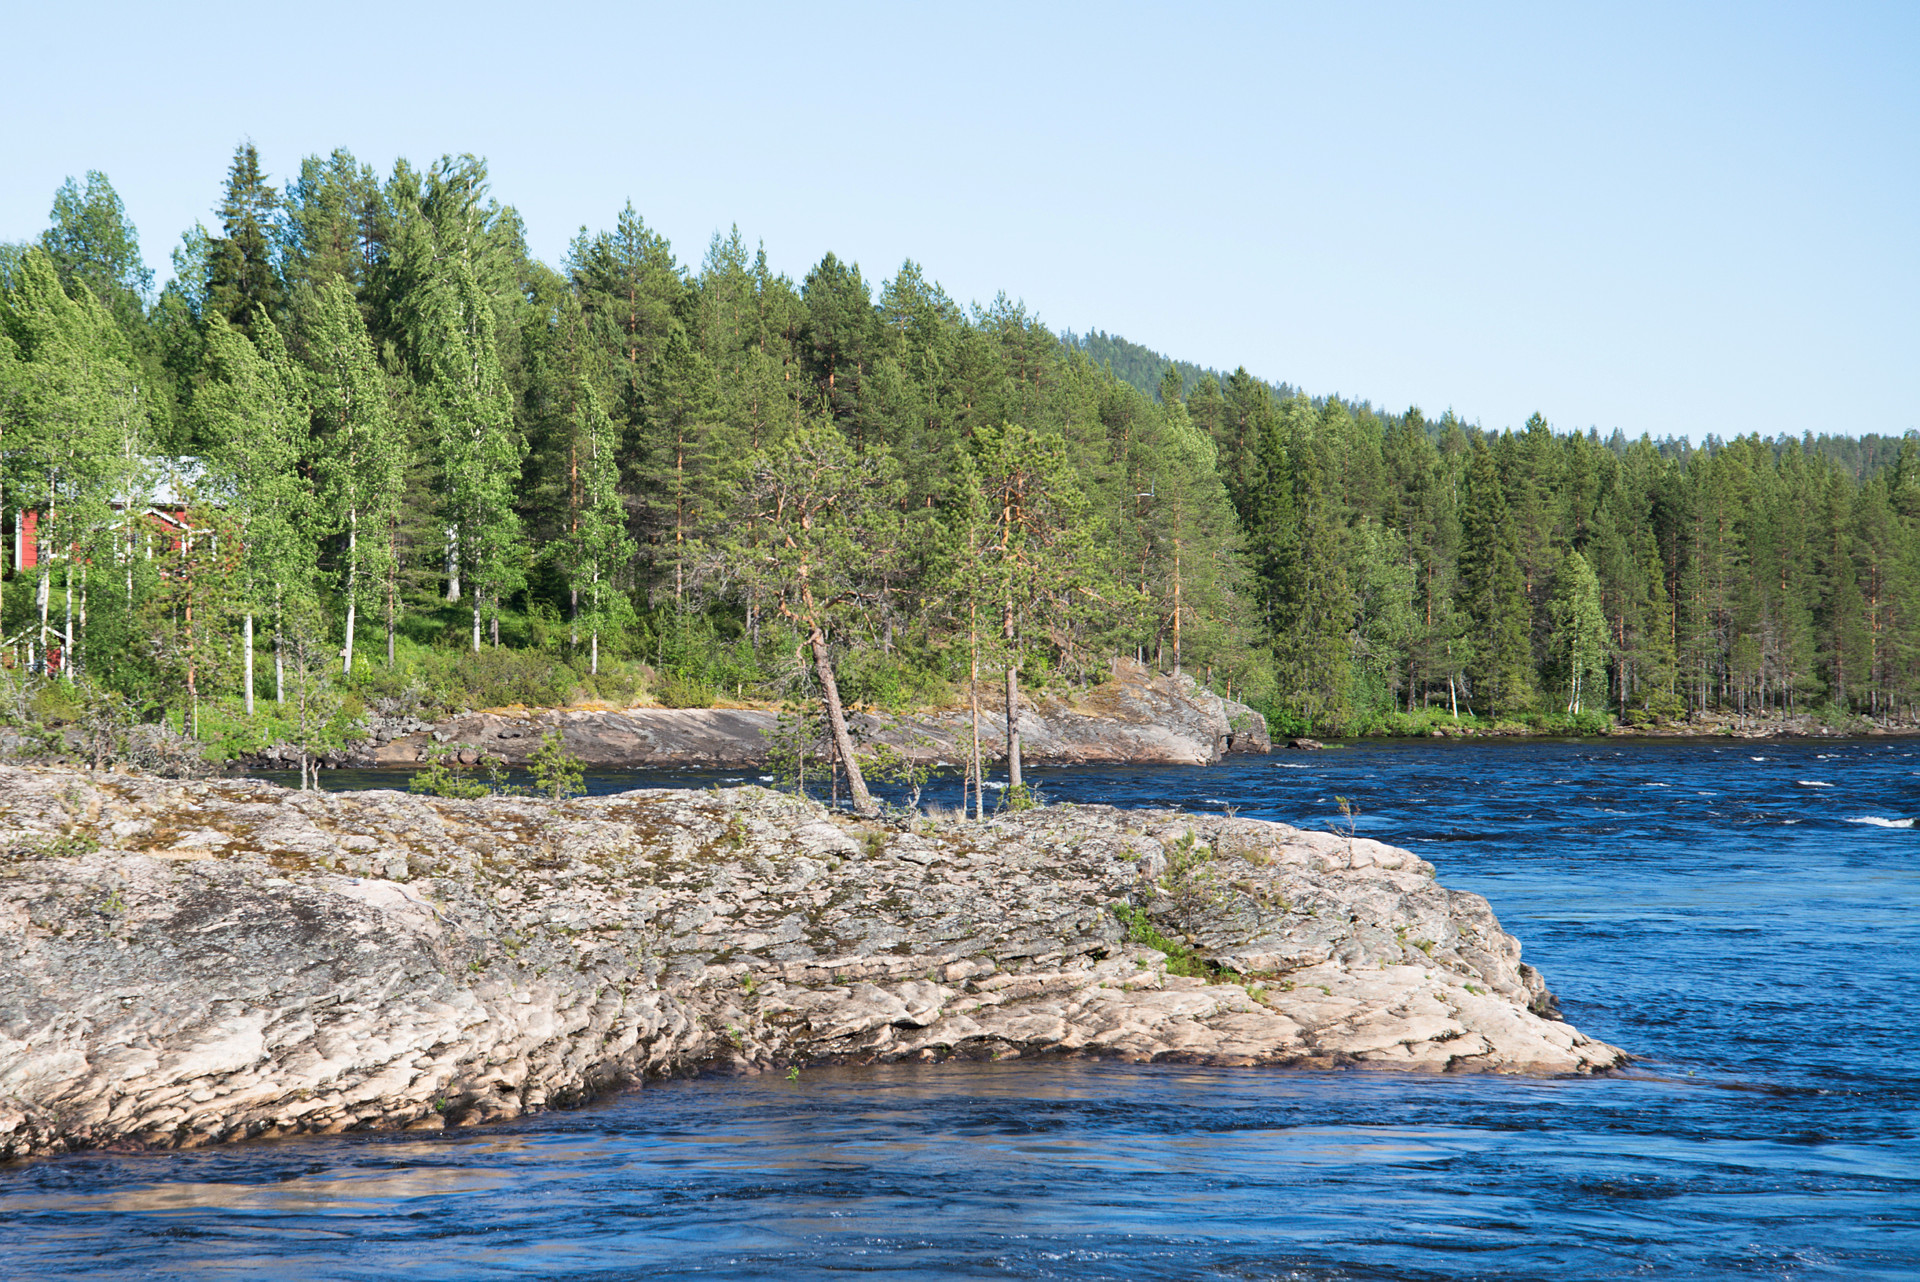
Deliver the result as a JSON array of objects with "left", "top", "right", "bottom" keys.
[{"left": 0, "top": 765, "right": 1623, "bottom": 1161}]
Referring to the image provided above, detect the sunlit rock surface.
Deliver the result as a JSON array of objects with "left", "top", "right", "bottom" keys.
[
  {"left": 0, "top": 764, "right": 1621, "bottom": 1159},
  {"left": 350, "top": 658, "right": 1270, "bottom": 769}
]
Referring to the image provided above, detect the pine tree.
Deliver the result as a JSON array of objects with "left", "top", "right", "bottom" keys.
[
  {"left": 970, "top": 420, "right": 1104, "bottom": 789},
  {"left": 1816, "top": 470, "right": 1870, "bottom": 708},
  {"left": 639, "top": 323, "right": 720, "bottom": 607},
  {"left": 567, "top": 202, "right": 685, "bottom": 424},
  {"left": 800, "top": 253, "right": 878, "bottom": 443},
  {"left": 283, "top": 149, "right": 384, "bottom": 294},
  {"left": 718, "top": 420, "right": 904, "bottom": 816}
]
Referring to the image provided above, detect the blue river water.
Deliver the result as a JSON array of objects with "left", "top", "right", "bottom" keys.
[{"left": 2, "top": 738, "right": 1917, "bottom": 1279}]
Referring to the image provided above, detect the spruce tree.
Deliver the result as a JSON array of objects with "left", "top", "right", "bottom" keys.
[
  {"left": 205, "top": 144, "right": 284, "bottom": 334},
  {"left": 1458, "top": 439, "right": 1534, "bottom": 716},
  {"left": 1270, "top": 426, "right": 1355, "bottom": 730}
]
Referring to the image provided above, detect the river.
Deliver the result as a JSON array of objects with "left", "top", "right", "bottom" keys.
[{"left": 2, "top": 738, "right": 1915, "bottom": 1279}]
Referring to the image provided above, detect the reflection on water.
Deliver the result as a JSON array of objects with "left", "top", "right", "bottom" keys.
[{"left": 4, "top": 739, "right": 1918, "bottom": 1279}]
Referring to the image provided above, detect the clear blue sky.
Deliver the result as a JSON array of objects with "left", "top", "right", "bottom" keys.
[{"left": 4, "top": 2, "right": 1914, "bottom": 442}]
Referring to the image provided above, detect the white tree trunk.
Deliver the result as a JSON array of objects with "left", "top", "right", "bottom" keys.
[
  {"left": 243, "top": 613, "right": 255, "bottom": 716},
  {"left": 343, "top": 512, "right": 357, "bottom": 677},
  {"left": 63, "top": 563, "right": 73, "bottom": 682}
]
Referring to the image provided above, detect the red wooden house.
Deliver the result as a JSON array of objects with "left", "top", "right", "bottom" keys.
[{"left": 5, "top": 459, "right": 214, "bottom": 674}]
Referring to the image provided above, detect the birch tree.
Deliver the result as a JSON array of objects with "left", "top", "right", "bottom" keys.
[
  {"left": 419, "top": 257, "right": 524, "bottom": 650},
  {"left": 1548, "top": 548, "right": 1609, "bottom": 715},
  {"left": 565, "top": 379, "right": 636, "bottom": 673},
  {"left": 306, "top": 277, "right": 403, "bottom": 675},
  {"left": 0, "top": 249, "right": 143, "bottom": 678},
  {"left": 199, "top": 311, "right": 313, "bottom": 711}
]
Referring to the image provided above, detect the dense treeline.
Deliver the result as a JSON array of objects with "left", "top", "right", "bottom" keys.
[{"left": 4, "top": 147, "right": 1920, "bottom": 788}]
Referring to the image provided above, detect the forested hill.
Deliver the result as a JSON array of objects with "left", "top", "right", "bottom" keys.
[
  {"left": 1063, "top": 328, "right": 1912, "bottom": 483},
  {"left": 5, "top": 145, "right": 1920, "bottom": 760},
  {"left": 1059, "top": 329, "right": 1290, "bottom": 404}
]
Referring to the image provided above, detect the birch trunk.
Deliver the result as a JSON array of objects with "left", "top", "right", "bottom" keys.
[{"left": 342, "top": 511, "right": 357, "bottom": 677}]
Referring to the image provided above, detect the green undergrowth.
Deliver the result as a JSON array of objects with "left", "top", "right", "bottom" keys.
[
  {"left": 1110, "top": 902, "right": 1228, "bottom": 982},
  {"left": 1245, "top": 698, "right": 1622, "bottom": 740}
]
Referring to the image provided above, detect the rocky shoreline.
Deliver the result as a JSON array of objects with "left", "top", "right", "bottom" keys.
[
  {"left": 231, "top": 658, "right": 1918, "bottom": 777},
  {"left": 250, "top": 658, "right": 1273, "bottom": 772},
  {"left": 0, "top": 763, "right": 1622, "bottom": 1161},
  {"left": 1413, "top": 709, "right": 1920, "bottom": 740}
]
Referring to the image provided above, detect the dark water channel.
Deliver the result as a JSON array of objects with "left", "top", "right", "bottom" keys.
[{"left": 3, "top": 739, "right": 1916, "bottom": 1279}]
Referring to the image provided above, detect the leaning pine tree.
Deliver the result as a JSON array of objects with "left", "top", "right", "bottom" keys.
[{"left": 718, "top": 420, "right": 903, "bottom": 818}]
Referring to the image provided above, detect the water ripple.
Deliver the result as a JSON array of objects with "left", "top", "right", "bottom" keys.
[{"left": 5, "top": 738, "right": 1918, "bottom": 1279}]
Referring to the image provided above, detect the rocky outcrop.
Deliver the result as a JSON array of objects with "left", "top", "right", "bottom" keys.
[
  {"left": 336, "top": 658, "right": 1269, "bottom": 771},
  {"left": 900, "top": 658, "right": 1272, "bottom": 765},
  {"left": 363, "top": 707, "right": 783, "bottom": 769},
  {"left": 0, "top": 764, "right": 1620, "bottom": 1161}
]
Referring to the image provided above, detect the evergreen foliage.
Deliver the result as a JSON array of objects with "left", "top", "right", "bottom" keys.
[{"left": 8, "top": 149, "right": 1920, "bottom": 769}]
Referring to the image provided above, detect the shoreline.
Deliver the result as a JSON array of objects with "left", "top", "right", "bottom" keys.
[
  {"left": 243, "top": 657, "right": 1276, "bottom": 773},
  {"left": 0, "top": 764, "right": 1622, "bottom": 1161},
  {"left": 236, "top": 721, "right": 1920, "bottom": 780}
]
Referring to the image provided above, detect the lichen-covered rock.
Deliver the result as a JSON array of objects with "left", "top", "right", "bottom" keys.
[{"left": 0, "top": 764, "right": 1621, "bottom": 1160}]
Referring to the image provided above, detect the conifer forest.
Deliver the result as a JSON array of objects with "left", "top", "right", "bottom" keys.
[{"left": 5, "top": 146, "right": 1920, "bottom": 759}]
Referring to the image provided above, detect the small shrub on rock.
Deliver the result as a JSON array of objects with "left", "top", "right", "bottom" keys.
[{"left": 529, "top": 731, "right": 586, "bottom": 800}]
